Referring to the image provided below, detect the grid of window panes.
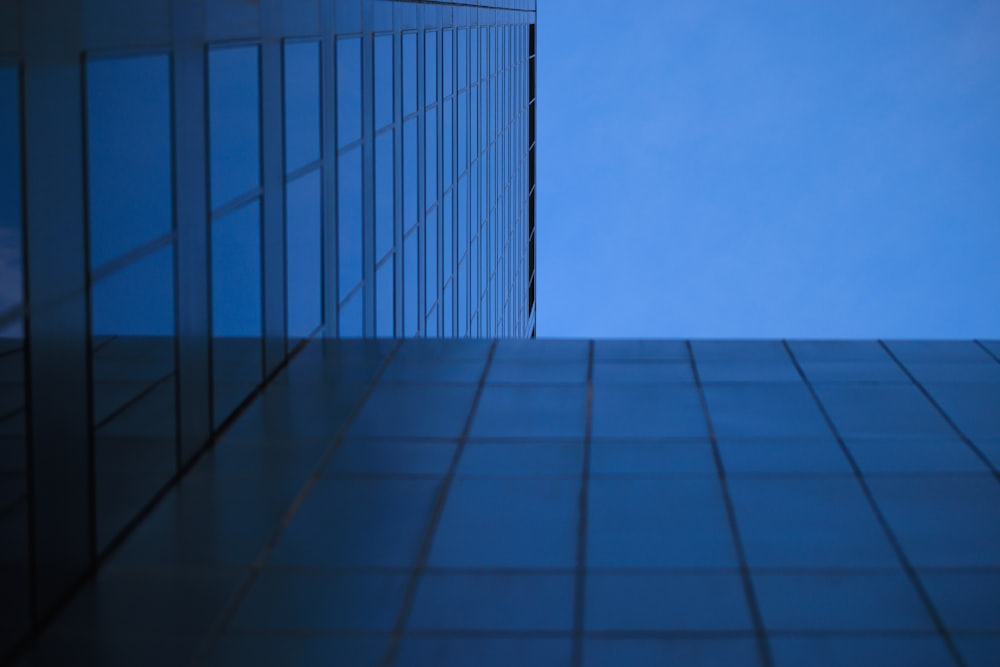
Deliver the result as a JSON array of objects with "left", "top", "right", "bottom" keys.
[{"left": 362, "top": 21, "right": 534, "bottom": 338}]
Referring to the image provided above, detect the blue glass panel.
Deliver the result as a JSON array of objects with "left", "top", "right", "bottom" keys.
[
  {"left": 443, "top": 281, "right": 453, "bottom": 337},
  {"left": 443, "top": 30, "right": 454, "bottom": 98},
  {"left": 212, "top": 201, "right": 262, "bottom": 337},
  {"left": 208, "top": 46, "right": 260, "bottom": 208},
  {"left": 457, "top": 92, "right": 467, "bottom": 175},
  {"left": 283, "top": 40, "right": 321, "bottom": 173},
  {"left": 426, "top": 209, "right": 437, "bottom": 318},
  {"left": 376, "top": 259, "right": 394, "bottom": 337},
  {"left": 375, "top": 131, "right": 394, "bottom": 260},
  {"left": 338, "top": 147, "right": 363, "bottom": 299},
  {"left": 425, "top": 107, "right": 437, "bottom": 208},
  {"left": 426, "top": 306, "right": 437, "bottom": 338},
  {"left": 0, "top": 65, "right": 23, "bottom": 325},
  {"left": 402, "top": 32, "right": 417, "bottom": 117},
  {"left": 442, "top": 98, "right": 453, "bottom": 188},
  {"left": 91, "top": 246, "right": 175, "bottom": 337},
  {"left": 86, "top": 55, "right": 172, "bottom": 269},
  {"left": 458, "top": 257, "right": 468, "bottom": 335},
  {"left": 425, "top": 31, "right": 437, "bottom": 105},
  {"left": 337, "top": 37, "right": 362, "bottom": 148},
  {"left": 374, "top": 34, "right": 393, "bottom": 131},
  {"left": 458, "top": 175, "right": 468, "bottom": 257},
  {"left": 442, "top": 191, "right": 453, "bottom": 284},
  {"left": 470, "top": 29, "right": 478, "bottom": 86},
  {"left": 404, "top": 229, "right": 418, "bottom": 335},
  {"left": 339, "top": 292, "right": 362, "bottom": 338},
  {"left": 286, "top": 170, "right": 322, "bottom": 340},
  {"left": 457, "top": 29, "right": 467, "bottom": 90},
  {"left": 403, "top": 119, "right": 417, "bottom": 231}
]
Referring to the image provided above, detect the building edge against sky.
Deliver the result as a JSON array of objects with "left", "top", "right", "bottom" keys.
[{"left": 0, "top": 0, "right": 536, "bottom": 658}]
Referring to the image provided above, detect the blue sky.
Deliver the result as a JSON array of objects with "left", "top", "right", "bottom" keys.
[{"left": 536, "top": 0, "right": 1000, "bottom": 338}]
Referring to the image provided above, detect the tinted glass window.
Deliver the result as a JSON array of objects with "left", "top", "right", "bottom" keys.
[
  {"left": 374, "top": 34, "right": 393, "bottom": 131},
  {"left": 336, "top": 37, "right": 362, "bottom": 148},
  {"left": 338, "top": 147, "right": 363, "bottom": 299},
  {"left": 402, "top": 32, "right": 417, "bottom": 116},
  {"left": 286, "top": 170, "right": 322, "bottom": 340},
  {"left": 0, "top": 65, "right": 22, "bottom": 327},
  {"left": 86, "top": 55, "right": 172, "bottom": 268},
  {"left": 403, "top": 229, "right": 418, "bottom": 335},
  {"left": 209, "top": 46, "right": 260, "bottom": 208},
  {"left": 376, "top": 259, "right": 393, "bottom": 337},
  {"left": 403, "top": 118, "right": 417, "bottom": 231},
  {"left": 442, "top": 98, "right": 453, "bottom": 189},
  {"left": 91, "top": 247, "right": 175, "bottom": 338},
  {"left": 339, "top": 292, "right": 362, "bottom": 337},
  {"left": 442, "top": 191, "right": 453, "bottom": 285},
  {"left": 375, "top": 131, "right": 394, "bottom": 260},
  {"left": 283, "top": 40, "right": 321, "bottom": 172},
  {"left": 425, "top": 31, "right": 437, "bottom": 105},
  {"left": 425, "top": 210, "right": 437, "bottom": 322},
  {"left": 425, "top": 107, "right": 437, "bottom": 209},
  {"left": 442, "top": 30, "right": 453, "bottom": 98}
]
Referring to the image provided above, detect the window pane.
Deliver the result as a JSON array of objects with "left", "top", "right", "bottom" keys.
[
  {"left": 457, "top": 174, "right": 468, "bottom": 258},
  {"left": 86, "top": 55, "right": 172, "bottom": 268},
  {"left": 211, "top": 200, "right": 262, "bottom": 426},
  {"left": 457, "top": 28, "right": 467, "bottom": 91},
  {"left": 338, "top": 147, "right": 363, "bottom": 299},
  {"left": 286, "top": 170, "right": 322, "bottom": 341},
  {"left": 402, "top": 32, "right": 417, "bottom": 117},
  {"left": 375, "top": 131, "right": 394, "bottom": 260},
  {"left": 403, "top": 118, "right": 417, "bottom": 231},
  {"left": 374, "top": 34, "right": 393, "bottom": 131},
  {"left": 336, "top": 37, "right": 362, "bottom": 148},
  {"left": 426, "top": 209, "right": 437, "bottom": 320},
  {"left": 425, "top": 107, "right": 437, "bottom": 208},
  {"left": 443, "top": 281, "right": 453, "bottom": 337},
  {"left": 442, "top": 191, "right": 453, "bottom": 285},
  {"left": 458, "top": 258, "right": 467, "bottom": 336},
  {"left": 404, "top": 229, "right": 418, "bottom": 335},
  {"left": 376, "top": 258, "right": 394, "bottom": 337},
  {"left": 284, "top": 40, "right": 321, "bottom": 172},
  {"left": 443, "top": 30, "right": 453, "bottom": 98},
  {"left": 457, "top": 92, "right": 467, "bottom": 175},
  {"left": 425, "top": 30, "right": 437, "bottom": 106},
  {"left": 209, "top": 46, "right": 260, "bottom": 208},
  {"left": 339, "top": 292, "right": 362, "bottom": 338},
  {"left": 442, "top": 98, "right": 453, "bottom": 188},
  {"left": 0, "top": 65, "right": 23, "bottom": 323}
]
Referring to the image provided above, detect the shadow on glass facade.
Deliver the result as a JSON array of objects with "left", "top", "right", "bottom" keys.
[{"left": 0, "top": 0, "right": 535, "bottom": 659}]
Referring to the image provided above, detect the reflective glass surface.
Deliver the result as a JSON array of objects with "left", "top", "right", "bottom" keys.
[
  {"left": 374, "top": 34, "right": 393, "bottom": 131},
  {"left": 211, "top": 201, "right": 262, "bottom": 427},
  {"left": 283, "top": 40, "right": 321, "bottom": 173},
  {"left": 0, "top": 63, "right": 27, "bottom": 658},
  {"left": 425, "top": 107, "right": 437, "bottom": 208},
  {"left": 403, "top": 118, "right": 417, "bottom": 231},
  {"left": 85, "top": 55, "right": 172, "bottom": 269},
  {"left": 338, "top": 147, "right": 363, "bottom": 299},
  {"left": 286, "top": 170, "right": 322, "bottom": 341},
  {"left": 402, "top": 32, "right": 417, "bottom": 117},
  {"left": 208, "top": 46, "right": 261, "bottom": 208},
  {"left": 425, "top": 31, "right": 437, "bottom": 105},
  {"left": 336, "top": 37, "right": 362, "bottom": 148},
  {"left": 375, "top": 131, "right": 394, "bottom": 260},
  {"left": 376, "top": 260, "right": 394, "bottom": 338},
  {"left": 404, "top": 230, "right": 418, "bottom": 336}
]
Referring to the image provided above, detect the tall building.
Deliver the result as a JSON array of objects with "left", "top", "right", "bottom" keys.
[{"left": 0, "top": 0, "right": 536, "bottom": 659}]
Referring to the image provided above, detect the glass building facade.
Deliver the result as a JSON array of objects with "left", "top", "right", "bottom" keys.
[{"left": 0, "top": 0, "right": 535, "bottom": 658}]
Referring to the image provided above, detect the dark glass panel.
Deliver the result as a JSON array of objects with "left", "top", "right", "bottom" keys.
[
  {"left": 442, "top": 97, "right": 453, "bottom": 188},
  {"left": 86, "top": 54, "right": 172, "bottom": 268},
  {"left": 0, "top": 63, "right": 28, "bottom": 658},
  {"left": 376, "top": 258, "right": 394, "bottom": 338},
  {"left": 283, "top": 40, "right": 321, "bottom": 173},
  {"left": 338, "top": 147, "right": 363, "bottom": 299},
  {"left": 90, "top": 246, "right": 176, "bottom": 551},
  {"left": 211, "top": 200, "right": 263, "bottom": 428},
  {"left": 339, "top": 292, "right": 362, "bottom": 338},
  {"left": 425, "top": 30, "right": 437, "bottom": 106},
  {"left": 375, "top": 131, "right": 394, "bottom": 260},
  {"left": 374, "top": 34, "right": 393, "bottom": 131},
  {"left": 404, "top": 229, "right": 418, "bottom": 336},
  {"left": 402, "top": 32, "right": 417, "bottom": 117},
  {"left": 403, "top": 118, "right": 417, "bottom": 231},
  {"left": 336, "top": 37, "right": 362, "bottom": 148},
  {"left": 286, "top": 169, "right": 323, "bottom": 342},
  {"left": 208, "top": 46, "right": 260, "bottom": 208},
  {"left": 425, "top": 107, "right": 437, "bottom": 208},
  {"left": 426, "top": 208, "right": 437, "bottom": 323},
  {"left": 443, "top": 29, "right": 454, "bottom": 98},
  {"left": 457, "top": 28, "right": 467, "bottom": 90}
]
